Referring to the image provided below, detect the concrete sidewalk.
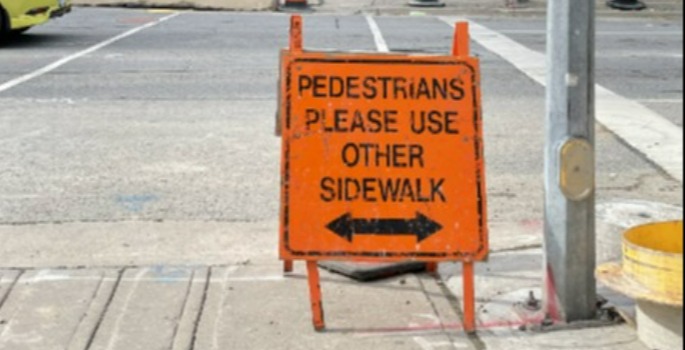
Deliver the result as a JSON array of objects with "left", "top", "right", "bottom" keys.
[
  {"left": 0, "top": 256, "right": 648, "bottom": 349},
  {"left": 0, "top": 248, "right": 649, "bottom": 350},
  {"left": 2, "top": 199, "right": 682, "bottom": 350}
]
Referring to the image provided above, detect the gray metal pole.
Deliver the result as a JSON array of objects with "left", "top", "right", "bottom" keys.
[{"left": 544, "top": 0, "right": 597, "bottom": 322}]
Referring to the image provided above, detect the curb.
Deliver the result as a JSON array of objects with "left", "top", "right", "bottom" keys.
[{"left": 71, "top": 0, "right": 278, "bottom": 11}]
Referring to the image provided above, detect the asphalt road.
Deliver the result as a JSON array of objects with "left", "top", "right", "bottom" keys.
[
  {"left": 0, "top": 7, "right": 681, "bottom": 232},
  {"left": 0, "top": 7, "right": 681, "bottom": 350}
]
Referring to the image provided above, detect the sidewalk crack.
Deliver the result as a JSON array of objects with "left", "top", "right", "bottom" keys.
[
  {"left": 169, "top": 269, "right": 195, "bottom": 350},
  {"left": 84, "top": 268, "right": 124, "bottom": 350},
  {"left": 189, "top": 267, "right": 211, "bottom": 350},
  {"left": 0, "top": 270, "right": 23, "bottom": 313},
  {"left": 429, "top": 275, "right": 487, "bottom": 350}
]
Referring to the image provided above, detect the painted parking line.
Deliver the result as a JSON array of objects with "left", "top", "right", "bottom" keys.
[
  {"left": 439, "top": 17, "right": 683, "bottom": 183},
  {"left": 364, "top": 14, "right": 390, "bottom": 53},
  {"left": 637, "top": 99, "right": 683, "bottom": 104},
  {"left": 0, "top": 12, "right": 181, "bottom": 94},
  {"left": 496, "top": 29, "right": 682, "bottom": 36}
]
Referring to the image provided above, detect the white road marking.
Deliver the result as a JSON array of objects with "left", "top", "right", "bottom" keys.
[
  {"left": 496, "top": 29, "right": 682, "bottom": 36},
  {"left": 637, "top": 98, "right": 683, "bottom": 104},
  {"left": 0, "top": 12, "right": 181, "bottom": 93},
  {"left": 439, "top": 17, "right": 683, "bottom": 183},
  {"left": 365, "top": 14, "right": 390, "bottom": 52},
  {"left": 597, "top": 51, "right": 682, "bottom": 58}
]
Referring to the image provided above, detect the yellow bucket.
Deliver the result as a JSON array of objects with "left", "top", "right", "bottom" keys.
[
  {"left": 623, "top": 221, "right": 683, "bottom": 298},
  {"left": 597, "top": 220, "right": 683, "bottom": 306}
]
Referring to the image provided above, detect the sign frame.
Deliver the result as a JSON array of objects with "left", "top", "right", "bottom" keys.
[
  {"left": 279, "top": 52, "right": 488, "bottom": 261},
  {"left": 278, "top": 16, "right": 485, "bottom": 333}
]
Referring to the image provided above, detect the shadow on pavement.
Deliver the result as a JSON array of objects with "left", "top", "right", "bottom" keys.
[{"left": 0, "top": 33, "right": 76, "bottom": 49}]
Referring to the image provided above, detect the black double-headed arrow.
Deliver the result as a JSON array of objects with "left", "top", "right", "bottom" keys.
[{"left": 326, "top": 212, "right": 442, "bottom": 243}]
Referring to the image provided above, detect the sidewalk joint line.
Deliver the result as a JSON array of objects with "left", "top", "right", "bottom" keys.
[
  {"left": 433, "top": 276, "right": 486, "bottom": 350},
  {"left": 0, "top": 270, "right": 23, "bottom": 312},
  {"left": 189, "top": 267, "right": 211, "bottom": 350},
  {"left": 415, "top": 276, "right": 452, "bottom": 340},
  {"left": 84, "top": 268, "right": 124, "bottom": 350},
  {"left": 66, "top": 271, "right": 106, "bottom": 348},
  {"left": 169, "top": 269, "right": 195, "bottom": 350}
]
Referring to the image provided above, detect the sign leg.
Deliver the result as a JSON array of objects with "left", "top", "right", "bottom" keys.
[
  {"left": 426, "top": 262, "right": 438, "bottom": 274},
  {"left": 289, "top": 15, "right": 303, "bottom": 52},
  {"left": 284, "top": 260, "right": 293, "bottom": 273},
  {"left": 462, "top": 261, "right": 476, "bottom": 333},
  {"left": 451, "top": 21, "right": 470, "bottom": 56},
  {"left": 306, "top": 260, "right": 325, "bottom": 331}
]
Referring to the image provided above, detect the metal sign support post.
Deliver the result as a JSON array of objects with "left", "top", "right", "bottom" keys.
[
  {"left": 451, "top": 22, "right": 477, "bottom": 334},
  {"left": 287, "top": 15, "right": 325, "bottom": 331},
  {"left": 282, "top": 15, "right": 301, "bottom": 275},
  {"left": 544, "top": 0, "right": 597, "bottom": 322}
]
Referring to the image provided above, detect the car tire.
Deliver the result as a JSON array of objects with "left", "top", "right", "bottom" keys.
[
  {"left": 0, "top": 6, "right": 9, "bottom": 39},
  {"left": 0, "top": 6, "right": 9, "bottom": 42},
  {"left": 11, "top": 27, "right": 30, "bottom": 35}
]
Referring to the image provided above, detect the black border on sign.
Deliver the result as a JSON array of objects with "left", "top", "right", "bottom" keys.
[{"left": 282, "top": 56, "right": 486, "bottom": 259}]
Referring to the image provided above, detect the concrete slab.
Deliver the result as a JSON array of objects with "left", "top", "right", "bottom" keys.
[
  {"left": 0, "top": 270, "right": 21, "bottom": 310},
  {"left": 170, "top": 267, "right": 209, "bottom": 350},
  {"left": 0, "top": 221, "right": 278, "bottom": 268},
  {"left": 193, "top": 263, "right": 478, "bottom": 349},
  {"left": 474, "top": 288, "right": 646, "bottom": 350},
  {"left": 440, "top": 249, "right": 650, "bottom": 350},
  {"left": 86, "top": 266, "right": 199, "bottom": 350},
  {"left": 0, "top": 269, "right": 116, "bottom": 350},
  {"left": 65, "top": 270, "right": 121, "bottom": 350}
]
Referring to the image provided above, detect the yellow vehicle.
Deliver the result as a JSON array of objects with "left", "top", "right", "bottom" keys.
[{"left": 0, "top": 0, "right": 71, "bottom": 37}]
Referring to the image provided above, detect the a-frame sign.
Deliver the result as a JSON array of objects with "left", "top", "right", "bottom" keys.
[{"left": 279, "top": 15, "right": 487, "bottom": 332}]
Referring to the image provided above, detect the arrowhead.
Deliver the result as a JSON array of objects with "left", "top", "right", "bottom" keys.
[
  {"left": 412, "top": 212, "right": 442, "bottom": 243},
  {"left": 326, "top": 213, "right": 354, "bottom": 242}
]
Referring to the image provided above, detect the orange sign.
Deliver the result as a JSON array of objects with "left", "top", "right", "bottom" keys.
[{"left": 280, "top": 52, "right": 487, "bottom": 262}]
